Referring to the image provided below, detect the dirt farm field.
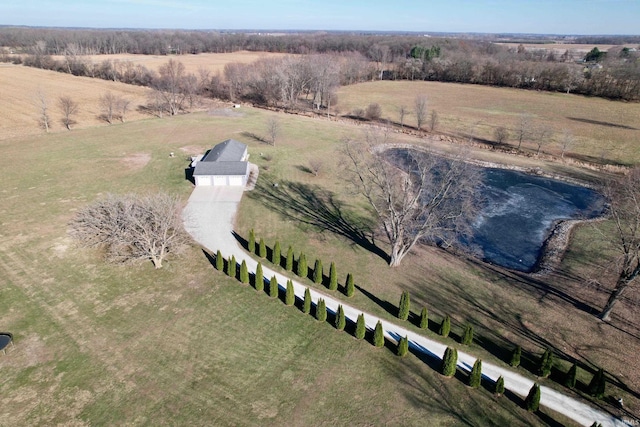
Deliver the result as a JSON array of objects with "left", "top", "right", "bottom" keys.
[
  {"left": 0, "top": 63, "right": 151, "bottom": 140},
  {"left": 50, "top": 51, "right": 288, "bottom": 74}
]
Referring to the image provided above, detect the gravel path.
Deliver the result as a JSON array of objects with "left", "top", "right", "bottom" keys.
[{"left": 183, "top": 185, "right": 630, "bottom": 427}]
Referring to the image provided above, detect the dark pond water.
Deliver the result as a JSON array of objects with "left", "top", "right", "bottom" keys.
[
  {"left": 469, "top": 168, "right": 605, "bottom": 271},
  {"left": 386, "top": 148, "right": 605, "bottom": 272}
]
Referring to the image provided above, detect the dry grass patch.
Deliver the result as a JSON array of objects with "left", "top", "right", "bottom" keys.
[{"left": 120, "top": 152, "right": 151, "bottom": 171}]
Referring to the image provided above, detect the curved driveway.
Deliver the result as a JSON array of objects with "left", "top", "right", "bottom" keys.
[{"left": 183, "top": 185, "right": 630, "bottom": 427}]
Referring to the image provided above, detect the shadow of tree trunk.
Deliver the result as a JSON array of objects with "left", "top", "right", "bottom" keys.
[{"left": 250, "top": 176, "right": 390, "bottom": 263}]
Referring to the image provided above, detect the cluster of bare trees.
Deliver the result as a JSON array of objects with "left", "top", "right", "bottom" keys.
[
  {"left": 99, "top": 91, "right": 131, "bottom": 124},
  {"left": 69, "top": 193, "right": 188, "bottom": 269},
  {"left": 33, "top": 90, "right": 132, "bottom": 131},
  {"left": 218, "top": 53, "right": 372, "bottom": 110},
  {"left": 35, "top": 91, "right": 81, "bottom": 131}
]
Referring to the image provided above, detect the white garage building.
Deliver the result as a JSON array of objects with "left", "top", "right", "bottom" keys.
[{"left": 192, "top": 139, "right": 249, "bottom": 187}]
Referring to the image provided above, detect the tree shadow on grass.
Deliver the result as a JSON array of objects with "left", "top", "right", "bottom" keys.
[
  {"left": 355, "top": 284, "right": 397, "bottom": 317},
  {"left": 250, "top": 176, "right": 389, "bottom": 262},
  {"left": 387, "top": 329, "right": 570, "bottom": 426},
  {"left": 241, "top": 131, "right": 268, "bottom": 144}
]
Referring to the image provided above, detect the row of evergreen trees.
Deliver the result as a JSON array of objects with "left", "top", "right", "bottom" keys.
[
  {"left": 397, "top": 291, "right": 474, "bottom": 343},
  {"left": 220, "top": 247, "right": 525, "bottom": 410},
  {"left": 248, "top": 229, "right": 355, "bottom": 297},
  {"left": 396, "top": 289, "right": 608, "bottom": 401},
  {"left": 215, "top": 248, "right": 608, "bottom": 422}
]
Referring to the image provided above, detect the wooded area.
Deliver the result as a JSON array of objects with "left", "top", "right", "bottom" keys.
[{"left": 1, "top": 28, "right": 639, "bottom": 101}]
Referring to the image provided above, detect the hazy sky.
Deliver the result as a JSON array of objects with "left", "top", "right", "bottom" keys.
[{"left": 2, "top": 0, "right": 638, "bottom": 35}]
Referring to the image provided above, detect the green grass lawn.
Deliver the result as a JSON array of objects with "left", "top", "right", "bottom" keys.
[{"left": 1, "top": 104, "right": 633, "bottom": 425}]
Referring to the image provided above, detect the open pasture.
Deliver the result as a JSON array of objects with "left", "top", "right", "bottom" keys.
[
  {"left": 337, "top": 80, "right": 640, "bottom": 165},
  {"left": 0, "top": 109, "right": 574, "bottom": 426}
]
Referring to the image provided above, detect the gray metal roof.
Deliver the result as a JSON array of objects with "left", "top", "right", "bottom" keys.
[
  {"left": 193, "top": 139, "right": 249, "bottom": 177},
  {"left": 201, "top": 139, "right": 247, "bottom": 162},
  {"left": 194, "top": 161, "right": 248, "bottom": 176}
]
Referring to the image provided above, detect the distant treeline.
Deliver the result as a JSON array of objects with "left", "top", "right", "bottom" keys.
[{"left": 1, "top": 27, "right": 639, "bottom": 101}]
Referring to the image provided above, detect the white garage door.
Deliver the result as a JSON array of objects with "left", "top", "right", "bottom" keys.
[
  {"left": 228, "top": 176, "right": 244, "bottom": 186},
  {"left": 213, "top": 176, "right": 227, "bottom": 186},
  {"left": 197, "top": 176, "right": 212, "bottom": 186}
]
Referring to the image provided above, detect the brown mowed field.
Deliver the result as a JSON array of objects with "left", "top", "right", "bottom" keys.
[
  {"left": 0, "top": 63, "right": 152, "bottom": 140},
  {"left": 337, "top": 80, "right": 640, "bottom": 165},
  {"left": 50, "top": 51, "right": 288, "bottom": 74}
]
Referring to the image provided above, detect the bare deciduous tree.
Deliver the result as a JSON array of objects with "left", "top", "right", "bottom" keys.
[
  {"left": 308, "top": 159, "right": 323, "bottom": 177},
  {"left": 365, "top": 103, "right": 382, "bottom": 120},
  {"left": 326, "top": 91, "right": 338, "bottom": 119},
  {"left": 429, "top": 110, "right": 439, "bottom": 131},
  {"left": 308, "top": 55, "right": 340, "bottom": 111},
  {"left": 69, "top": 193, "right": 188, "bottom": 269},
  {"left": 344, "top": 128, "right": 480, "bottom": 267},
  {"left": 35, "top": 90, "right": 51, "bottom": 132},
  {"left": 58, "top": 95, "right": 78, "bottom": 130},
  {"left": 153, "top": 59, "right": 187, "bottom": 116},
  {"left": 369, "top": 43, "right": 390, "bottom": 80},
  {"left": 99, "top": 91, "right": 117, "bottom": 124},
  {"left": 266, "top": 117, "right": 281, "bottom": 146},
  {"left": 398, "top": 105, "right": 409, "bottom": 128},
  {"left": 517, "top": 113, "right": 533, "bottom": 150},
  {"left": 414, "top": 95, "right": 428, "bottom": 130},
  {"left": 533, "top": 125, "right": 553, "bottom": 155},
  {"left": 560, "top": 129, "right": 574, "bottom": 159},
  {"left": 494, "top": 126, "right": 509, "bottom": 145},
  {"left": 117, "top": 97, "right": 131, "bottom": 123},
  {"left": 598, "top": 168, "right": 640, "bottom": 320}
]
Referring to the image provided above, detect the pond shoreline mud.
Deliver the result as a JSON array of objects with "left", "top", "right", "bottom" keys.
[{"left": 532, "top": 216, "right": 605, "bottom": 275}]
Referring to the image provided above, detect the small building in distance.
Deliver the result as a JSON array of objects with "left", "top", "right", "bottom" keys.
[{"left": 192, "top": 139, "right": 249, "bottom": 186}]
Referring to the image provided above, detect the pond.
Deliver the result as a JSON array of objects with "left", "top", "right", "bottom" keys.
[
  {"left": 469, "top": 168, "right": 605, "bottom": 272},
  {"left": 387, "top": 148, "right": 606, "bottom": 272}
]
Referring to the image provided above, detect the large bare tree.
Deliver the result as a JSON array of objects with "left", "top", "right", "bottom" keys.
[
  {"left": 598, "top": 168, "right": 640, "bottom": 320},
  {"left": 153, "top": 59, "right": 188, "bottom": 116},
  {"left": 69, "top": 193, "right": 188, "bottom": 269},
  {"left": 344, "top": 128, "right": 480, "bottom": 267}
]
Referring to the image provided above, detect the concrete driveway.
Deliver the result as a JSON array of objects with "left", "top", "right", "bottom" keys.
[{"left": 183, "top": 186, "right": 245, "bottom": 256}]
